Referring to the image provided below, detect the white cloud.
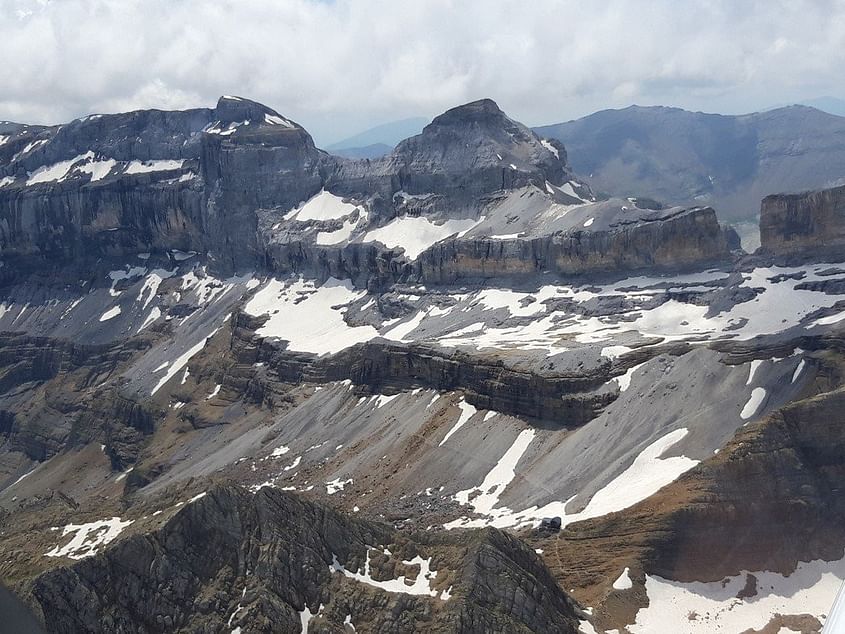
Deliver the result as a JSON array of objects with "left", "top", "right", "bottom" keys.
[{"left": 1, "top": 0, "right": 844, "bottom": 144}]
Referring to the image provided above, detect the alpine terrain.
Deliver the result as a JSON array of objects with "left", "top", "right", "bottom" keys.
[
  {"left": 536, "top": 105, "right": 845, "bottom": 234},
  {"left": 1, "top": 95, "right": 844, "bottom": 633}
]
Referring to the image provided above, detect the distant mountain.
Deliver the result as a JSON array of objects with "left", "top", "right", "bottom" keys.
[
  {"left": 330, "top": 142, "right": 393, "bottom": 159},
  {"left": 326, "top": 116, "right": 428, "bottom": 152},
  {"left": 787, "top": 96, "right": 845, "bottom": 117},
  {"left": 534, "top": 104, "right": 845, "bottom": 222}
]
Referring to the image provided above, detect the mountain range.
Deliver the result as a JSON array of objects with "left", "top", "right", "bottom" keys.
[
  {"left": 0, "top": 94, "right": 844, "bottom": 633},
  {"left": 330, "top": 103, "right": 845, "bottom": 232},
  {"left": 536, "top": 104, "right": 845, "bottom": 225}
]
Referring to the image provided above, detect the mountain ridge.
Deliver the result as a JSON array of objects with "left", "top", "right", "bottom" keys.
[{"left": 534, "top": 104, "right": 845, "bottom": 223}]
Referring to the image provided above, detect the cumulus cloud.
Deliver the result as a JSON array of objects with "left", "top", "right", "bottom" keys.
[{"left": 2, "top": 0, "right": 844, "bottom": 143}]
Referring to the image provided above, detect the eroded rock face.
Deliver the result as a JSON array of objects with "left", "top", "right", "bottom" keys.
[
  {"left": 1, "top": 96, "right": 735, "bottom": 287},
  {"left": 29, "top": 486, "right": 581, "bottom": 634},
  {"left": 0, "top": 96, "right": 325, "bottom": 275},
  {"left": 330, "top": 98, "right": 572, "bottom": 206},
  {"left": 231, "top": 326, "right": 617, "bottom": 423},
  {"left": 0, "top": 333, "right": 155, "bottom": 467},
  {"left": 760, "top": 184, "right": 845, "bottom": 257},
  {"left": 417, "top": 206, "right": 731, "bottom": 282}
]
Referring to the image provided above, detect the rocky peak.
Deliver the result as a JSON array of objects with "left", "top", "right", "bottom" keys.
[
  {"left": 395, "top": 97, "right": 567, "bottom": 173},
  {"left": 213, "top": 95, "right": 300, "bottom": 131},
  {"left": 327, "top": 98, "right": 575, "bottom": 206},
  {"left": 425, "top": 97, "right": 517, "bottom": 129},
  {"left": 28, "top": 485, "right": 582, "bottom": 633}
]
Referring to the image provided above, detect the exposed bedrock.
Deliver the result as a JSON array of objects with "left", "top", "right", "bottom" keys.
[
  {"left": 29, "top": 486, "right": 582, "bottom": 634},
  {"left": 328, "top": 98, "right": 573, "bottom": 204},
  {"left": 1, "top": 96, "right": 738, "bottom": 289},
  {"left": 417, "top": 206, "right": 732, "bottom": 282},
  {"left": 0, "top": 179, "right": 205, "bottom": 271},
  {"left": 0, "top": 333, "right": 155, "bottom": 467},
  {"left": 262, "top": 205, "right": 733, "bottom": 290},
  {"left": 760, "top": 183, "right": 845, "bottom": 257},
  {"left": 230, "top": 313, "right": 620, "bottom": 424}
]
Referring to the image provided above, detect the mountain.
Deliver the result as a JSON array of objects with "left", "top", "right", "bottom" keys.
[
  {"left": 330, "top": 142, "right": 394, "bottom": 159},
  {"left": 774, "top": 96, "right": 845, "bottom": 117},
  {"left": 1, "top": 95, "right": 845, "bottom": 633},
  {"left": 29, "top": 486, "right": 582, "bottom": 633},
  {"left": 534, "top": 104, "right": 845, "bottom": 223},
  {"left": 326, "top": 117, "right": 429, "bottom": 152}
]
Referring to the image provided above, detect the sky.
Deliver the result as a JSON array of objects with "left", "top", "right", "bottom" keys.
[{"left": 2, "top": 0, "right": 845, "bottom": 145}]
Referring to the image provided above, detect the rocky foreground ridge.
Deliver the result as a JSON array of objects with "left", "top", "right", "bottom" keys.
[{"left": 30, "top": 486, "right": 581, "bottom": 633}]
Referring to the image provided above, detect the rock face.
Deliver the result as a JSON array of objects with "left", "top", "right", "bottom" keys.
[
  {"left": 0, "top": 332, "right": 155, "bottom": 466},
  {"left": 415, "top": 206, "right": 731, "bottom": 282},
  {"left": 536, "top": 104, "right": 845, "bottom": 224},
  {"left": 330, "top": 99, "right": 571, "bottom": 206},
  {"left": 1, "top": 96, "right": 734, "bottom": 287},
  {"left": 759, "top": 184, "right": 845, "bottom": 256},
  {"left": 0, "top": 584, "right": 44, "bottom": 634},
  {"left": 231, "top": 323, "right": 616, "bottom": 423},
  {"left": 0, "top": 96, "right": 324, "bottom": 274},
  {"left": 29, "top": 486, "right": 581, "bottom": 634}
]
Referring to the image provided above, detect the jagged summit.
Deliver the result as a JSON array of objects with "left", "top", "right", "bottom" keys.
[
  {"left": 213, "top": 95, "right": 300, "bottom": 129},
  {"left": 396, "top": 97, "right": 565, "bottom": 168},
  {"left": 426, "top": 97, "right": 509, "bottom": 125},
  {"left": 325, "top": 97, "right": 576, "bottom": 206}
]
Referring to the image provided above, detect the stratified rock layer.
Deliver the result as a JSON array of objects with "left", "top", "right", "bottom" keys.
[{"left": 760, "top": 184, "right": 845, "bottom": 257}]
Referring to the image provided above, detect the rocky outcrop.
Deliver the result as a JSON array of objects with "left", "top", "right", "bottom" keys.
[
  {"left": 229, "top": 315, "right": 618, "bottom": 423},
  {"left": 259, "top": 205, "right": 733, "bottom": 290},
  {"left": 0, "top": 97, "right": 326, "bottom": 275},
  {"left": 0, "top": 333, "right": 155, "bottom": 468},
  {"left": 329, "top": 99, "right": 572, "bottom": 207},
  {"left": 417, "top": 206, "right": 732, "bottom": 282},
  {"left": 2, "top": 96, "right": 736, "bottom": 286},
  {"left": 29, "top": 486, "right": 582, "bottom": 633},
  {"left": 760, "top": 184, "right": 845, "bottom": 257}
]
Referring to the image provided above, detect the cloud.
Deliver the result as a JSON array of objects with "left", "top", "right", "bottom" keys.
[{"left": 2, "top": 0, "right": 844, "bottom": 143}]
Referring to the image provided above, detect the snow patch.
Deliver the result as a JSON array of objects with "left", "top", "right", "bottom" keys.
[
  {"left": 540, "top": 139, "right": 559, "bottom": 158},
  {"left": 330, "top": 549, "right": 447, "bottom": 599},
  {"left": 363, "top": 216, "right": 482, "bottom": 259},
  {"left": 446, "top": 428, "right": 698, "bottom": 530},
  {"left": 99, "top": 305, "right": 121, "bottom": 321},
  {"left": 285, "top": 190, "right": 360, "bottom": 221},
  {"left": 125, "top": 159, "right": 185, "bottom": 175},
  {"left": 45, "top": 517, "right": 133, "bottom": 560},
  {"left": 244, "top": 277, "right": 377, "bottom": 356},
  {"left": 151, "top": 326, "right": 220, "bottom": 395},
  {"left": 326, "top": 478, "right": 352, "bottom": 494},
  {"left": 439, "top": 399, "right": 477, "bottom": 446},
  {"left": 630, "top": 554, "right": 845, "bottom": 633},
  {"left": 451, "top": 429, "right": 535, "bottom": 516},
  {"left": 27, "top": 152, "right": 94, "bottom": 185},
  {"left": 740, "top": 387, "right": 767, "bottom": 420},
  {"left": 613, "top": 567, "right": 633, "bottom": 590}
]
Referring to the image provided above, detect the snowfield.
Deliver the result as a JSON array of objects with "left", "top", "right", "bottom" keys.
[
  {"left": 630, "top": 554, "right": 845, "bottom": 633},
  {"left": 363, "top": 215, "right": 482, "bottom": 259}
]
